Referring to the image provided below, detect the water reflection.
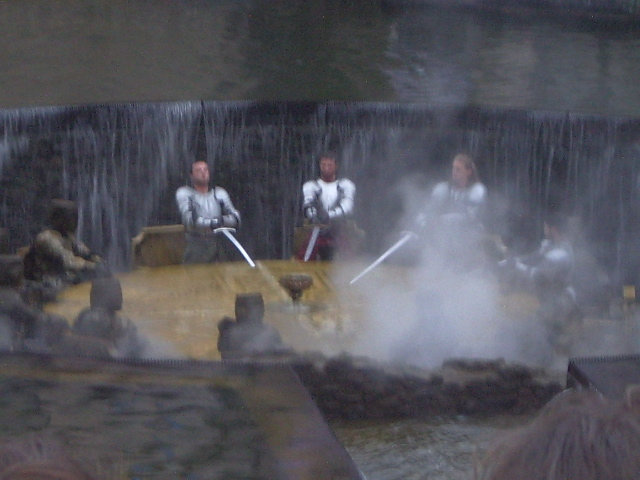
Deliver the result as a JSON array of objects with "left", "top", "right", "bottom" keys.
[
  {"left": 244, "top": 1, "right": 394, "bottom": 100},
  {"left": 1, "top": 2, "right": 640, "bottom": 114},
  {"left": 385, "top": 6, "right": 640, "bottom": 114},
  {"left": 0, "top": 367, "right": 276, "bottom": 479}
]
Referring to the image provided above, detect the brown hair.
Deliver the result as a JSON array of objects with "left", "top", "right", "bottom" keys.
[
  {"left": 475, "top": 387, "right": 640, "bottom": 480},
  {"left": 318, "top": 151, "right": 338, "bottom": 163},
  {"left": 453, "top": 153, "right": 479, "bottom": 184}
]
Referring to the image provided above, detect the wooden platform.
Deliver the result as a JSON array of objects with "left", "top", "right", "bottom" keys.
[
  {"left": 45, "top": 260, "right": 373, "bottom": 360},
  {"left": 45, "top": 258, "right": 540, "bottom": 362}
]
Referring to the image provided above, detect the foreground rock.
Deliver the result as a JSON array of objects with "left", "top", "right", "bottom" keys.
[{"left": 290, "top": 353, "right": 563, "bottom": 420}]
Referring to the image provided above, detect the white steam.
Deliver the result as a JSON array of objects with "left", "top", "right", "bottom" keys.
[
  {"left": 340, "top": 241, "right": 553, "bottom": 370},
  {"left": 331, "top": 173, "right": 640, "bottom": 373},
  {"left": 332, "top": 180, "right": 560, "bottom": 370}
]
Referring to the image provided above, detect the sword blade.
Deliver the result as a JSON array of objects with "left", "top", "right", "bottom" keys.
[
  {"left": 303, "top": 226, "right": 321, "bottom": 262},
  {"left": 216, "top": 228, "right": 256, "bottom": 267},
  {"left": 349, "top": 231, "right": 417, "bottom": 285}
]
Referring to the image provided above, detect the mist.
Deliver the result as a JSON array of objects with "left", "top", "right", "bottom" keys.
[
  {"left": 340, "top": 238, "right": 552, "bottom": 370},
  {"left": 332, "top": 171, "right": 637, "bottom": 372}
]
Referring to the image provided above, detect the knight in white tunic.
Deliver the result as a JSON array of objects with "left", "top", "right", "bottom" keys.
[
  {"left": 299, "top": 152, "right": 356, "bottom": 261},
  {"left": 176, "top": 161, "right": 240, "bottom": 263}
]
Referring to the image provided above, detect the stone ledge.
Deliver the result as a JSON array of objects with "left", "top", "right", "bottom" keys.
[{"left": 290, "top": 353, "right": 564, "bottom": 420}]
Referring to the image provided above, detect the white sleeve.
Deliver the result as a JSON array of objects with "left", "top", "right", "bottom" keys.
[
  {"left": 329, "top": 178, "right": 355, "bottom": 218},
  {"left": 466, "top": 182, "right": 487, "bottom": 219},
  {"left": 214, "top": 187, "right": 241, "bottom": 228},
  {"left": 302, "top": 180, "right": 321, "bottom": 208},
  {"left": 431, "top": 182, "right": 449, "bottom": 204},
  {"left": 176, "top": 186, "right": 196, "bottom": 228}
]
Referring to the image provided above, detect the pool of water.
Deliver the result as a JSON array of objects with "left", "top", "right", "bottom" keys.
[
  {"left": 41, "top": 260, "right": 640, "bottom": 479},
  {"left": 0, "top": 363, "right": 277, "bottom": 479},
  {"left": 4, "top": 1, "right": 640, "bottom": 478},
  {"left": 332, "top": 414, "right": 533, "bottom": 480},
  {"left": 0, "top": 357, "right": 533, "bottom": 480},
  {"left": 2, "top": 1, "right": 640, "bottom": 115}
]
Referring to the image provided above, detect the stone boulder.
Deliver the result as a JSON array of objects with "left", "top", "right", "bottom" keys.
[{"left": 291, "top": 353, "right": 563, "bottom": 420}]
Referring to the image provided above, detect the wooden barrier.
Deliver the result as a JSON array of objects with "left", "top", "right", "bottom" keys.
[{"left": 131, "top": 224, "right": 186, "bottom": 267}]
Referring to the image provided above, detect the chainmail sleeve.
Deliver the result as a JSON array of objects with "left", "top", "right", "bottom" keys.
[
  {"left": 514, "top": 240, "right": 573, "bottom": 289},
  {"left": 176, "top": 186, "right": 215, "bottom": 231},
  {"left": 214, "top": 187, "right": 241, "bottom": 228},
  {"left": 176, "top": 186, "right": 197, "bottom": 229}
]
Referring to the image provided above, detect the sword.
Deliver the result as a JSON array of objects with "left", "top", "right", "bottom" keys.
[
  {"left": 349, "top": 231, "right": 417, "bottom": 285},
  {"left": 303, "top": 225, "right": 321, "bottom": 262},
  {"left": 214, "top": 227, "right": 256, "bottom": 268}
]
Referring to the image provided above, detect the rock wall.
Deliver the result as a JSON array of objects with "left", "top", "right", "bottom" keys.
[
  {"left": 385, "top": 0, "right": 640, "bottom": 18},
  {"left": 291, "top": 354, "right": 564, "bottom": 420}
]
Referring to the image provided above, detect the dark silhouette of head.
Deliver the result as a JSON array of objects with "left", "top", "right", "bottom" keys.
[
  {"left": 89, "top": 276, "right": 123, "bottom": 312},
  {"left": 475, "top": 387, "right": 640, "bottom": 480},
  {"left": 48, "top": 199, "right": 78, "bottom": 235},
  {"left": 235, "top": 292, "right": 264, "bottom": 324}
]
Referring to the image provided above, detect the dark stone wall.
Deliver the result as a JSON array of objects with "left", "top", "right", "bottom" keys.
[
  {"left": 292, "top": 354, "right": 563, "bottom": 420},
  {"left": 384, "top": 0, "right": 640, "bottom": 17}
]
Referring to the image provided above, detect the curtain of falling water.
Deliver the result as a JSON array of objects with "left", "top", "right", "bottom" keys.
[
  {"left": 70, "top": 102, "right": 203, "bottom": 268},
  {"left": 199, "top": 101, "right": 442, "bottom": 258},
  {"left": 0, "top": 102, "right": 202, "bottom": 268},
  {"left": 459, "top": 108, "right": 640, "bottom": 285},
  {"left": 1, "top": 101, "right": 640, "bottom": 286}
]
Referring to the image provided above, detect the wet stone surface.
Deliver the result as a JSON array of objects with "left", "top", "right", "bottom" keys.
[
  {"left": 292, "top": 354, "right": 564, "bottom": 420},
  {"left": 0, "top": 374, "right": 277, "bottom": 479}
]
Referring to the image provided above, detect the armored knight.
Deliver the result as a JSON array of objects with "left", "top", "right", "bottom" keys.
[
  {"left": 498, "top": 213, "right": 582, "bottom": 346},
  {"left": 176, "top": 160, "right": 241, "bottom": 263},
  {"left": 299, "top": 152, "right": 356, "bottom": 261},
  {"left": 430, "top": 152, "right": 487, "bottom": 228}
]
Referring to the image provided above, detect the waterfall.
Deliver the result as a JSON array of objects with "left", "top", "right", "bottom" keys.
[
  {"left": 0, "top": 102, "right": 202, "bottom": 268},
  {"left": 1, "top": 101, "right": 639, "bottom": 286}
]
